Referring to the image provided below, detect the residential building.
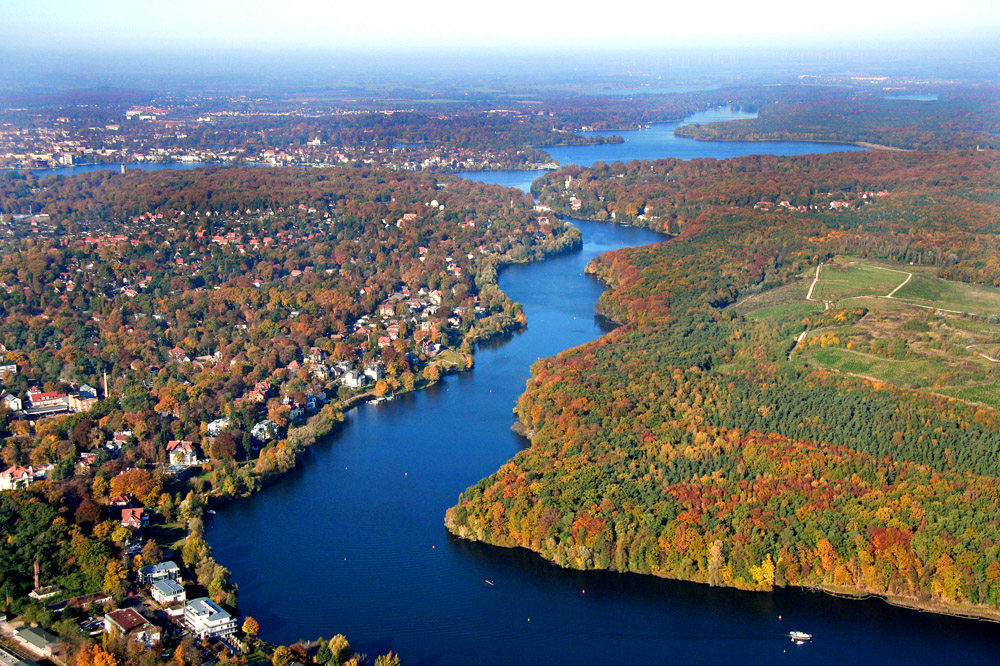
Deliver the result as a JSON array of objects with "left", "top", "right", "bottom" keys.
[
  {"left": 166, "top": 440, "right": 198, "bottom": 466},
  {"left": 183, "top": 597, "right": 236, "bottom": 639},
  {"left": 121, "top": 507, "right": 148, "bottom": 529},
  {"left": 0, "top": 466, "right": 33, "bottom": 491},
  {"left": 342, "top": 370, "right": 366, "bottom": 389},
  {"left": 69, "top": 385, "right": 99, "bottom": 412},
  {"left": 138, "top": 560, "right": 180, "bottom": 585},
  {"left": 1, "top": 394, "right": 21, "bottom": 411},
  {"left": 104, "top": 608, "right": 161, "bottom": 647},
  {"left": 207, "top": 418, "right": 230, "bottom": 436},
  {"left": 25, "top": 389, "right": 67, "bottom": 408},
  {"left": 0, "top": 364, "right": 17, "bottom": 379},
  {"left": 251, "top": 420, "right": 279, "bottom": 442},
  {"left": 13, "top": 627, "right": 59, "bottom": 658},
  {"left": 150, "top": 579, "right": 186, "bottom": 605}
]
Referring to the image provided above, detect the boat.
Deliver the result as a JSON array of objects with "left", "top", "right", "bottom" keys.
[
  {"left": 789, "top": 631, "right": 812, "bottom": 642},
  {"left": 485, "top": 580, "right": 494, "bottom": 586}
]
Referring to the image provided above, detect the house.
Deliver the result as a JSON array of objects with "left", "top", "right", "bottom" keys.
[
  {"left": 0, "top": 466, "right": 33, "bottom": 491},
  {"left": 110, "top": 494, "right": 132, "bottom": 508},
  {"left": 169, "top": 347, "right": 190, "bottom": 363},
  {"left": 138, "top": 560, "right": 180, "bottom": 585},
  {"left": 13, "top": 627, "right": 59, "bottom": 658},
  {"left": 166, "top": 440, "right": 198, "bottom": 466},
  {"left": 251, "top": 420, "right": 279, "bottom": 442},
  {"left": 0, "top": 364, "right": 17, "bottom": 378},
  {"left": 150, "top": 579, "right": 186, "bottom": 605},
  {"left": 341, "top": 370, "right": 366, "bottom": 389},
  {"left": 183, "top": 597, "right": 237, "bottom": 639},
  {"left": 25, "top": 389, "right": 67, "bottom": 409},
  {"left": 68, "top": 385, "right": 99, "bottom": 412},
  {"left": 121, "top": 507, "right": 148, "bottom": 529},
  {"left": 1, "top": 394, "right": 21, "bottom": 412},
  {"left": 104, "top": 608, "right": 161, "bottom": 647},
  {"left": 207, "top": 418, "right": 230, "bottom": 437},
  {"left": 364, "top": 363, "right": 385, "bottom": 382}
]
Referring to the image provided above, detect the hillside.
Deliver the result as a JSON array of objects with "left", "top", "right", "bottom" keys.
[{"left": 447, "top": 150, "right": 1000, "bottom": 615}]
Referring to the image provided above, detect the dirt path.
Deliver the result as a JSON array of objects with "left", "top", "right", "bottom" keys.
[
  {"left": 886, "top": 271, "right": 913, "bottom": 298},
  {"left": 805, "top": 263, "right": 823, "bottom": 302}
]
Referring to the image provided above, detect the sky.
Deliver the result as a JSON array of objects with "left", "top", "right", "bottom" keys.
[{"left": 3, "top": 0, "right": 1000, "bottom": 53}]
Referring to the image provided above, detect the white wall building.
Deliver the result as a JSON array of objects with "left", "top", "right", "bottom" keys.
[{"left": 183, "top": 597, "right": 236, "bottom": 639}]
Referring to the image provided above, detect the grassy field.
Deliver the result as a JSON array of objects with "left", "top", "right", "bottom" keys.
[
  {"left": 803, "top": 347, "right": 947, "bottom": 389},
  {"left": 812, "top": 263, "right": 909, "bottom": 300},
  {"left": 937, "top": 379, "right": 1000, "bottom": 409},
  {"left": 893, "top": 274, "right": 1000, "bottom": 316}
]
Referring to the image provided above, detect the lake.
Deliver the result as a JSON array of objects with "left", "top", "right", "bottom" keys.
[
  {"left": 205, "top": 112, "right": 1000, "bottom": 664},
  {"left": 457, "top": 107, "right": 865, "bottom": 192}
]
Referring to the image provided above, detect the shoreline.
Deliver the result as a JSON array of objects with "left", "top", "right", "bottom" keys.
[{"left": 198, "top": 226, "right": 582, "bottom": 516}]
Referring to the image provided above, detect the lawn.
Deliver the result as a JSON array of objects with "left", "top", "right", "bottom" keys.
[
  {"left": 812, "top": 263, "right": 910, "bottom": 301},
  {"left": 937, "top": 379, "right": 1000, "bottom": 410},
  {"left": 803, "top": 347, "right": 948, "bottom": 389},
  {"left": 893, "top": 274, "right": 1000, "bottom": 316}
]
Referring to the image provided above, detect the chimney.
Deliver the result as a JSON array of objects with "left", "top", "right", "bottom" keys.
[
  {"left": 34, "top": 559, "right": 40, "bottom": 590},
  {"left": 104, "top": 370, "right": 108, "bottom": 399}
]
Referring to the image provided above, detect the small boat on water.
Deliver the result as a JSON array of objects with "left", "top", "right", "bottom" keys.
[
  {"left": 789, "top": 631, "right": 812, "bottom": 642},
  {"left": 485, "top": 580, "right": 494, "bottom": 586}
]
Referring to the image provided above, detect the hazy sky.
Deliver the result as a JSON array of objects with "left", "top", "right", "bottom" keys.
[{"left": 4, "top": 0, "right": 999, "bottom": 52}]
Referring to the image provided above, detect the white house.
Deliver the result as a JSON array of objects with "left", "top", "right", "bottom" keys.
[
  {"left": 251, "top": 420, "right": 279, "bottom": 442},
  {"left": 150, "top": 579, "right": 186, "bottom": 605},
  {"left": 183, "top": 597, "right": 236, "bottom": 639},
  {"left": 207, "top": 418, "right": 231, "bottom": 437},
  {"left": 342, "top": 370, "right": 366, "bottom": 389},
  {"left": 1, "top": 394, "right": 21, "bottom": 412},
  {"left": 166, "top": 440, "right": 198, "bottom": 466},
  {"left": 364, "top": 363, "right": 385, "bottom": 382},
  {"left": 138, "top": 561, "right": 180, "bottom": 585},
  {"left": 0, "top": 466, "right": 34, "bottom": 491}
]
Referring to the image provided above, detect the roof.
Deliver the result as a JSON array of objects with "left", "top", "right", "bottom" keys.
[
  {"left": 151, "top": 579, "right": 184, "bottom": 594},
  {"left": 121, "top": 508, "right": 145, "bottom": 522},
  {"left": 166, "top": 440, "right": 194, "bottom": 451},
  {"left": 185, "top": 597, "right": 230, "bottom": 620},
  {"left": 106, "top": 608, "right": 148, "bottom": 633},
  {"left": 14, "top": 627, "right": 58, "bottom": 650},
  {"left": 0, "top": 645, "right": 39, "bottom": 666},
  {"left": 140, "top": 560, "right": 179, "bottom": 575}
]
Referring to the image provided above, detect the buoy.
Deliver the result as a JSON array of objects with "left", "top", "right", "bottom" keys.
[
  {"left": 432, "top": 545, "right": 435, "bottom": 549},
  {"left": 581, "top": 589, "right": 585, "bottom": 594},
  {"left": 405, "top": 472, "right": 408, "bottom": 476}
]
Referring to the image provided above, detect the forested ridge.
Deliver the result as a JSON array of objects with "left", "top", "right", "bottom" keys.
[{"left": 447, "top": 150, "right": 1000, "bottom": 614}]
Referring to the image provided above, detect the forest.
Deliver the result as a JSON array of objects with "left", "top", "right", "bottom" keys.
[
  {"left": 0, "top": 166, "right": 582, "bottom": 666},
  {"left": 447, "top": 149, "right": 1000, "bottom": 616}
]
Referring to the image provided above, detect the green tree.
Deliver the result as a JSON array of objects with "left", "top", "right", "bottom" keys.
[
  {"left": 272, "top": 646, "right": 294, "bottom": 666},
  {"left": 103, "top": 559, "right": 127, "bottom": 594}
]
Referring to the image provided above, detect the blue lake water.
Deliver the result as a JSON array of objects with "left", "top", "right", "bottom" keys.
[
  {"left": 884, "top": 94, "right": 939, "bottom": 101},
  {"left": 204, "top": 110, "right": 1000, "bottom": 664}
]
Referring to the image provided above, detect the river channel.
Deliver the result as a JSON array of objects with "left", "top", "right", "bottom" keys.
[{"left": 206, "top": 116, "right": 1000, "bottom": 665}]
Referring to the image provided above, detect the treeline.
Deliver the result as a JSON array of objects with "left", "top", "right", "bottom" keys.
[
  {"left": 448, "top": 150, "right": 1000, "bottom": 612},
  {"left": 673, "top": 88, "right": 1000, "bottom": 150}
]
